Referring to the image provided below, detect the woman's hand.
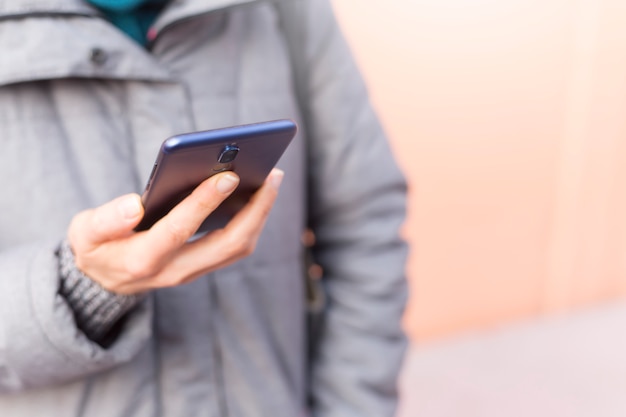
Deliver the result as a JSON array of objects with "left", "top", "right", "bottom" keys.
[{"left": 67, "top": 169, "right": 284, "bottom": 294}]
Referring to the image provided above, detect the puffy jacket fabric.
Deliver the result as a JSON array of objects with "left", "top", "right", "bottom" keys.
[{"left": 0, "top": 0, "right": 408, "bottom": 416}]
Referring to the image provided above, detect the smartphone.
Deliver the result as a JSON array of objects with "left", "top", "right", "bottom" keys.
[{"left": 135, "top": 119, "right": 297, "bottom": 234}]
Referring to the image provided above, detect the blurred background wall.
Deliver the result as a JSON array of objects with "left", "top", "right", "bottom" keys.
[{"left": 331, "top": 0, "right": 626, "bottom": 342}]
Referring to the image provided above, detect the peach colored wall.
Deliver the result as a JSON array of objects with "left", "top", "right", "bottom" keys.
[{"left": 332, "top": 0, "right": 626, "bottom": 341}]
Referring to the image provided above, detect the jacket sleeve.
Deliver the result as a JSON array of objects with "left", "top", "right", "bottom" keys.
[
  {"left": 0, "top": 239, "right": 153, "bottom": 392},
  {"left": 299, "top": 1, "right": 409, "bottom": 416}
]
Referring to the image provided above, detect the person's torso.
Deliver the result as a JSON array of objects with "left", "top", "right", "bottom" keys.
[{"left": 0, "top": 1, "right": 308, "bottom": 415}]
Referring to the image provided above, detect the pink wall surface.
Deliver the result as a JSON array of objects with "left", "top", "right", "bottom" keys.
[{"left": 332, "top": 0, "right": 626, "bottom": 341}]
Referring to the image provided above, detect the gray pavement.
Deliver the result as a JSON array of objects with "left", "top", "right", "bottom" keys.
[{"left": 397, "top": 302, "right": 626, "bottom": 417}]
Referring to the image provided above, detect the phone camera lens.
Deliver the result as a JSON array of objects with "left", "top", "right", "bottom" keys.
[{"left": 218, "top": 145, "right": 239, "bottom": 163}]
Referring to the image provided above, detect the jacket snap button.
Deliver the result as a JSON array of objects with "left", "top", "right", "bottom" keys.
[{"left": 89, "top": 47, "right": 108, "bottom": 65}]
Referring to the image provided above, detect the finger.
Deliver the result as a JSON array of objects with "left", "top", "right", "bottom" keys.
[
  {"left": 139, "top": 171, "right": 240, "bottom": 259},
  {"left": 224, "top": 168, "right": 284, "bottom": 237},
  {"left": 150, "top": 169, "right": 284, "bottom": 286},
  {"left": 69, "top": 194, "right": 144, "bottom": 250}
]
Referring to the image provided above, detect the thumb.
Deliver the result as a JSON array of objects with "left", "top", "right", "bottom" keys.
[{"left": 69, "top": 194, "right": 144, "bottom": 250}]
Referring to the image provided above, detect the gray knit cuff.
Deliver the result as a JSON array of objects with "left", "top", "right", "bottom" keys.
[{"left": 56, "top": 239, "right": 143, "bottom": 343}]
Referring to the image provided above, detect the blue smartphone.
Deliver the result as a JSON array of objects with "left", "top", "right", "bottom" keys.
[{"left": 135, "top": 119, "right": 297, "bottom": 233}]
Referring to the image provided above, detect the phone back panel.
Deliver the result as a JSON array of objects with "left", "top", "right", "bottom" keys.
[{"left": 136, "top": 119, "right": 297, "bottom": 233}]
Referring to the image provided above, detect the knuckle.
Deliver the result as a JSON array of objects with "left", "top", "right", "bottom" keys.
[
  {"left": 190, "top": 180, "right": 224, "bottom": 211},
  {"left": 125, "top": 257, "right": 158, "bottom": 280},
  {"left": 165, "top": 220, "right": 194, "bottom": 245},
  {"left": 241, "top": 243, "right": 255, "bottom": 257},
  {"left": 193, "top": 192, "right": 219, "bottom": 213},
  {"left": 227, "top": 234, "right": 256, "bottom": 258},
  {"left": 225, "top": 235, "right": 245, "bottom": 256}
]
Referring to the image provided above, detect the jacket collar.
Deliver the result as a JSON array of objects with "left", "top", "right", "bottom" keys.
[
  {"left": 0, "top": 0, "right": 97, "bottom": 17},
  {"left": 0, "top": 0, "right": 261, "bottom": 20},
  {"left": 0, "top": 0, "right": 276, "bottom": 87},
  {"left": 151, "top": 0, "right": 258, "bottom": 35}
]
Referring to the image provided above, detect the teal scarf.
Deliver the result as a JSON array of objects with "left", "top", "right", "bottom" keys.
[{"left": 87, "top": 0, "right": 169, "bottom": 45}]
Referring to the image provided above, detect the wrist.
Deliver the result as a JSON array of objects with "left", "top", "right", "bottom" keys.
[{"left": 56, "top": 239, "right": 144, "bottom": 343}]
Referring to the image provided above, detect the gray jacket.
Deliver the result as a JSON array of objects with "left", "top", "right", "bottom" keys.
[{"left": 0, "top": 0, "right": 408, "bottom": 416}]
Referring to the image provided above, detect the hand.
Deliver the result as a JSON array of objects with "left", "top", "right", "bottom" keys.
[{"left": 67, "top": 169, "right": 284, "bottom": 294}]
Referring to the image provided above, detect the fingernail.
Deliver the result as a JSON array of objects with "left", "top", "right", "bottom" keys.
[
  {"left": 217, "top": 173, "right": 239, "bottom": 194},
  {"left": 269, "top": 169, "right": 284, "bottom": 190},
  {"left": 119, "top": 195, "right": 141, "bottom": 219}
]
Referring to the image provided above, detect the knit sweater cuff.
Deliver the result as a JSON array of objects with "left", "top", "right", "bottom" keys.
[{"left": 56, "top": 239, "right": 143, "bottom": 343}]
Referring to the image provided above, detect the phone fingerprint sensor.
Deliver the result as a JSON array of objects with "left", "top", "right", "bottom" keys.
[{"left": 212, "top": 163, "right": 232, "bottom": 172}]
